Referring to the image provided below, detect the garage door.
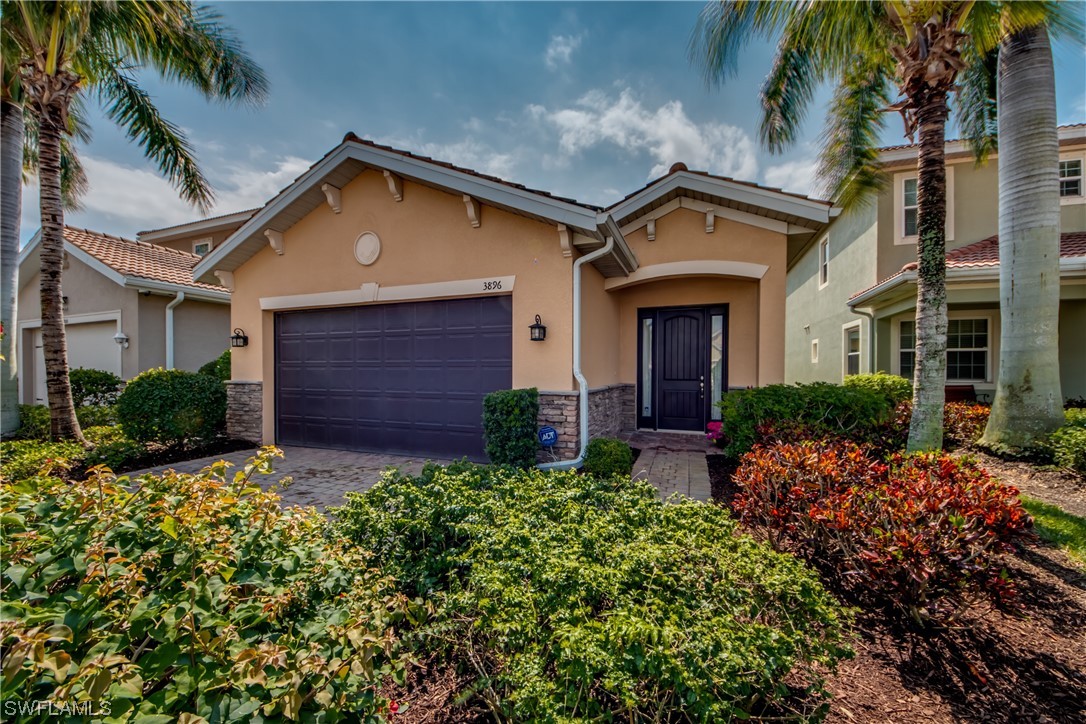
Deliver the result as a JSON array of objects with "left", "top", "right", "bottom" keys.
[{"left": 275, "top": 296, "right": 512, "bottom": 460}]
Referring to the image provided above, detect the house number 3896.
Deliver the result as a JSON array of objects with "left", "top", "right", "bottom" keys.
[{"left": 483, "top": 280, "right": 502, "bottom": 291}]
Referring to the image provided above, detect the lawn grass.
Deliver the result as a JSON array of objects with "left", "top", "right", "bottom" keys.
[{"left": 1021, "top": 495, "right": 1086, "bottom": 566}]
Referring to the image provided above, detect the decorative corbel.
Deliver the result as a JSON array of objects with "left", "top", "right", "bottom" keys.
[
  {"left": 265, "top": 229, "right": 285, "bottom": 255},
  {"left": 214, "top": 270, "right": 235, "bottom": 291},
  {"left": 705, "top": 208, "right": 715, "bottom": 234},
  {"left": 320, "top": 183, "right": 342, "bottom": 214},
  {"left": 463, "top": 195, "right": 481, "bottom": 228},
  {"left": 646, "top": 219, "right": 656, "bottom": 241},
  {"left": 383, "top": 171, "right": 403, "bottom": 201},
  {"left": 557, "top": 224, "right": 572, "bottom": 257}
]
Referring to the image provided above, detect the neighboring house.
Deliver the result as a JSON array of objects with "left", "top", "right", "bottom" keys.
[
  {"left": 16, "top": 227, "right": 231, "bottom": 405},
  {"left": 786, "top": 123, "right": 1086, "bottom": 403},
  {"left": 190, "top": 133, "right": 836, "bottom": 461}
]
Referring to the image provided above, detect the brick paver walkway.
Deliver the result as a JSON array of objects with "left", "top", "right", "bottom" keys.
[
  {"left": 129, "top": 446, "right": 446, "bottom": 510},
  {"left": 621, "top": 430, "right": 714, "bottom": 502}
]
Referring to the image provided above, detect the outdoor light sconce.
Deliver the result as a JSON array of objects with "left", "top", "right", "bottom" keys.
[
  {"left": 62, "top": 296, "right": 69, "bottom": 310},
  {"left": 231, "top": 328, "right": 249, "bottom": 348},
  {"left": 529, "top": 315, "right": 547, "bottom": 342},
  {"left": 113, "top": 332, "right": 129, "bottom": 349}
]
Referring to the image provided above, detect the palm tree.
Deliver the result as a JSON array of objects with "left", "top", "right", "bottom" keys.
[
  {"left": 693, "top": 0, "right": 1071, "bottom": 451},
  {"left": 2, "top": 1, "right": 266, "bottom": 441},
  {"left": 978, "top": 25, "right": 1064, "bottom": 448}
]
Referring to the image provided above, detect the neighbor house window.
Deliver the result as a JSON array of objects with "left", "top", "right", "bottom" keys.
[
  {"left": 902, "top": 178, "right": 918, "bottom": 237},
  {"left": 818, "top": 237, "right": 829, "bottom": 287},
  {"left": 810, "top": 339, "right": 819, "bottom": 364},
  {"left": 844, "top": 326, "right": 860, "bottom": 376},
  {"left": 1060, "top": 158, "right": 1082, "bottom": 198},
  {"left": 899, "top": 318, "right": 988, "bottom": 382},
  {"left": 193, "top": 238, "right": 213, "bottom": 256}
]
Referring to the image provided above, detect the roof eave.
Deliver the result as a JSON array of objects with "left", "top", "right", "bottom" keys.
[
  {"left": 124, "top": 277, "right": 230, "bottom": 303},
  {"left": 137, "top": 209, "right": 257, "bottom": 243}
]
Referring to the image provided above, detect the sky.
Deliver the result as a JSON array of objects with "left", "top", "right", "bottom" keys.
[{"left": 17, "top": 0, "right": 1086, "bottom": 245}]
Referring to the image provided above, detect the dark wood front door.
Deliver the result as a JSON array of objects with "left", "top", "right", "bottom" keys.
[{"left": 656, "top": 309, "right": 707, "bottom": 430}]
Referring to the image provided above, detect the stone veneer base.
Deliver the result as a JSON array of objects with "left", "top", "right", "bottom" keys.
[
  {"left": 536, "top": 384, "right": 635, "bottom": 462},
  {"left": 226, "top": 381, "right": 263, "bottom": 444}
]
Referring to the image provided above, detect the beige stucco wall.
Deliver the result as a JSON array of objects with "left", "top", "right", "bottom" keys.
[
  {"left": 152, "top": 227, "right": 241, "bottom": 256},
  {"left": 137, "top": 293, "right": 229, "bottom": 373},
  {"left": 227, "top": 170, "right": 577, "bottom": 443},
  {"left": 580, "top": 263, "right": 621, "bottom": 387},
  {"left": 1058, "top": 296, "right": 1086, "bottom": 401}
]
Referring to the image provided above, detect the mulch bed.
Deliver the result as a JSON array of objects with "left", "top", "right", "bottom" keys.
[
  {"left": 72, "top": 437, "right": 253, "bottom": 479},
  {"left": 707, "top": 453, "right": 1086, "bottom": 723}
]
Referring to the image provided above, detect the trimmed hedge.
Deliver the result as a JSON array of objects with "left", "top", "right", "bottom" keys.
[
  {"left": 582, "top": 437, "right": 634, "bottom": 478},
  {"left": 333, "top": 463, "right": 851, "bottom": 720},
  {"left": 197, "top": 349, "right": 231, "bottom": 382},
  {"left": 482, "top": 387, "right": 539, "bottom": 467},
  {"left": 843, "top": 372, "right": 912, "bottom": 407},
  {"left": 68, "top": 367, "right": 123, "bottom": 407},
  {"left": 116, "top": 368, "right": 226, "bottom": 446},
  {"left": 13, "top": 404, "right": 117, "bottom": 440},
  {"left": 1047, "top": 408, "right": 1086, "bottom": 474}
]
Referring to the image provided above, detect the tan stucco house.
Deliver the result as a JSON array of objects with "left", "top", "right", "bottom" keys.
[
  {"left": 16, "top": 227, "right": 231, "bottom": 405},
  {"left": 192, "top": 133, "right": 836, "bottom": 462},
  {"left": 786, "top": 123, "right": 1086, "bottom": 403}
]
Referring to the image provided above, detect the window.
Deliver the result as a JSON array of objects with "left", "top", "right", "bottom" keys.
[
  {"left": 811, "top": 339, "right": 819, "bottom": 364},
  {"left": 844, "top": 326, "right": 860, "bottom": 376},
  {"left": 640, "top": 317, "right": 653, "bottom": 417},
  {"left": 193, "top": 238, "right": 213, "bottom": 256},
  {"left": 899, "top": 318, "right": 988, "bottom": 382},
  {"left": 1060, "top": 158, "right": 1082, "bottom": 198},
  {"left": 902, "top": 178, "right": 919, "bottom": 237},
  {"left": 710, "top": 313, "right": 724, "bottom": 420},
  {"left": 818, "top": 237, "right": 829, "bottom": 287}
]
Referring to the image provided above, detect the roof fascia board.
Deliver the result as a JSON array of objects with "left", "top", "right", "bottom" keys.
[
  {"left": 195, "top": 141, "right": 602, "bottom": 281},
  {"left": 137, "top": 210, "right": 255, "bottom": 243},
  {"left": 878, "top": 125, "right": 1086, "bottom": 165},
  {"left": 609, "top": 172, "right": 834, "bottom": 225},
  {"left": 596, "top": 213, "right": 638, "bottom": 273},
  {"left": 125, "top": 277, "right": 230, "bottom": 303}
]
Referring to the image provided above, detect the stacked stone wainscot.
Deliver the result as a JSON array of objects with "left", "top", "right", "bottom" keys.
[
  {"left": 536, "top": 384, "right": 635, "bottom": 462},
  {"left": 226, "top": 381, "right": 262, "bottom": 443}
]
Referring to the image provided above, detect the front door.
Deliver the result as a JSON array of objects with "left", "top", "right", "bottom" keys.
[{"left": 637, "top": 305, "right": 728, "bottom": 432}]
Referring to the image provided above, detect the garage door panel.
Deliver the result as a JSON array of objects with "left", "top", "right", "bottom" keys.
[{"left": 276, "top": 298, "right": 511, "bottom": 460}]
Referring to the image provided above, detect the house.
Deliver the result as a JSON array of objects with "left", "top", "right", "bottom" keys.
[
  {"left": 785, "top": 123, "right": 1086, "bottom": 403},
  {"left": 16, "top": 227, "right": 231, "bottom": 405},
  {"left": 191, "top": 133, "right": 836, "bottom": 462}
]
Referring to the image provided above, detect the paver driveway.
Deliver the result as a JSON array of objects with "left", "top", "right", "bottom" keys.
[{"left": 130, "top": 446, "right": 447, "bottom": 510}]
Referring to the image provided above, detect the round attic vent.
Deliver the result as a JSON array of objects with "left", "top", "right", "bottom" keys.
[
  {"left": 669, "top": 162, "right": 688, "bottom": 173},
  {"left": 354, "top": 231, "right": 381, "bottom": 266}
]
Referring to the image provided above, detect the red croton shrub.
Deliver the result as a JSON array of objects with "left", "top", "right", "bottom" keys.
[{"left": 733, "top": 440, "right": 1032, "bottom": 625}]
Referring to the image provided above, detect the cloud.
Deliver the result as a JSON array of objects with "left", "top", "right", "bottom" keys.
[
  {"left": 530, "top": 88, "right": 759, "bottom": 181},
  {"left": 762, "top": 157, "right": 821, "bottom": 197},
  {"left": 544, "top": 33, "right": 583, "bottom": 70}
]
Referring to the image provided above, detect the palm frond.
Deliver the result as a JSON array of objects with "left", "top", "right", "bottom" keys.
[
  {"left": 955, "top": 41, "right": 998, "bottom": 163},
  {"left": 691, "top": 0, "right": 795, "bottom": 85},
  {"left": 817, "top": 60, "right": 892, "bottom": 209},
  {"left": 759, "top": 40, "right": 819, "bottom": 154},
  {"left": 21, "top": 109, "right": 89, "bottom": 210}
]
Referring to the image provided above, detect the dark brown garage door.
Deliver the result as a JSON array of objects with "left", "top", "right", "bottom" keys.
[{"left": 275, "top": 296, "right": 512, "bottom": 460}]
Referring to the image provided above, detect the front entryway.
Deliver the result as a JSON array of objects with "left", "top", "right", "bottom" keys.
[{"left": 637, "top": 305, "right": 727, "bottom": 432}]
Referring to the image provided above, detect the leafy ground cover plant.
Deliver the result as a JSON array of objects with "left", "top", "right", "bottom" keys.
[
  {"left": 0, "top": 448, "right": 416, "bottom": 721},
  {"left": 333, "top": 463, "right": 851, "bottom": 721},
  {"left": 11, "top": 404, "right": 116, "bottom": 441},
  {"left": 733, "top": 440, "right": 1032, "bottom": 625},
  {"left": 1044, "top": 408, "right": 1086, "bottom": 474},
  {"left": 581, "top": 437, "right": 634, "bottom": 477}
]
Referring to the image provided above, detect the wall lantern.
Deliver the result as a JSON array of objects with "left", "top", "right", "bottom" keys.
[
  {"left": 231, "top": 328, "right": 249, "bottom": 348},
  {"left": 529, "top": 315, "right": 547, "bottom": 342},
  {"left": 113, "top": 331, "right": 129, "bottom": 349}
]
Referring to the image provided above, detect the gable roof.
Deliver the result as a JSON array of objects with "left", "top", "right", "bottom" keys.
[
  {"left": 848, "top": 231, "right": 1086, "bottom": 306},
  {"left": 18, "top": 226, "right": 230, "bottom": 302},
  {"left": 137, "top": 208, "right": 259, "bottom": 243},
  {"left": 193, "top": 133, "right": 637, "bottom": 284}
]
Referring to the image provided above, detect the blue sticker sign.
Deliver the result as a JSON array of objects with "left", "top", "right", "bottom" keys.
[{"left": 538, "top": 426, "right": 558, "bottom": 447}]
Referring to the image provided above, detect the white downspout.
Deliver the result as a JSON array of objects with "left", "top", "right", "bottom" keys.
[
  {"left": 165, "top": 291, "right": 185, "bottom": 368},
  {"left": 539, "top": 234, "right": 615, "bottom": 470}
]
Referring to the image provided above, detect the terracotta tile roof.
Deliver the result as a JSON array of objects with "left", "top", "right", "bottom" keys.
[
  {"left": 63, "top": 226, "right": 227, "bottom": 293},
  {"left": 138, "top": 208, "right": 259, "bottom": 236},
  {"left": 849, "top": 231, "right": 1086, "bottom": 301},
  {"left": 606, "top": 163, "right": 833, "bottom": 209},
  {"left": 342, "top": 133, "right": 602, "bottom": 211}
]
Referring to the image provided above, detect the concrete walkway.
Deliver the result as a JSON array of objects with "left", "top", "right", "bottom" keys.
[
  {"left": 622, "top": 430, "right": 714, "bottom": 502},
  {"left": 129, "top": 446, "right": 445, "bottom": 510}
]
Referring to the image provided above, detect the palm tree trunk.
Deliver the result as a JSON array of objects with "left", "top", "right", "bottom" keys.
[
  {"left": 1, "top": 99, "right": 23, "bottom": 435},
  {"left": 906, "top": 95, "right": 950, "bottom": 452},
  {"left": 37, "top": 104, "right": 83, "bottom": 443},
  {"left": 981, "top": 26, "right": 1064, "bottom": 449}
]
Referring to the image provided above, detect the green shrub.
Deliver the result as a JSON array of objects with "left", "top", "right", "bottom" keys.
[
  {"left": 1047, "top": 409, "right": 1086, "bottom": 474},
  {"left": 198, "top": 349, "right": 231, "bottom": 382},
  {"left": 333, "top": 465, "right": 851, "bottom": 721},
  {"left": 582, "top": 437, "right": 633, "bottom": 477},
  {"left": 13, "top": 404, "right": 116, "bottom": 440},
  {"left": 68, "top": 367, "right": 122, "bottom": 407},
  {"left": 116, "top": 368, "right": 226, "bottom": 446},
  {"left": 0, "top": 439, "right": 84, "bottom": 480},
  {"left": 82, "top": 426, "right": 148, "bottom": 472},
  {"left": 0, "top": 448, "right": 414, "bottom": 721},
  {"left": 482, "top": 387, "right": 539, "bottom": 467},
  {"left": 843, "top": 372, "right": 913, "bottom": 407},
  {"left": 714, "top": 382, "right": 891, "bottom": 459}
]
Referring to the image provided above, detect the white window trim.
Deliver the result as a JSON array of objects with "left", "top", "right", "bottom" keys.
[
  {"left": 810, "top": 338, "right": 819, "bottom": 364},
  {"left": 1059, "top": 150, "right": 1085, "bottom": 206},
  {"left": 893, "top": 166, "right": 955, "bottom": 245},
  {"left": 817, "top": 236, "right": 829, "bottom": 289},
  {"left": 192, "top": 237, "right": 214, "bottom": 256},
  {"left": 842, "top": 321, "right": 862, "bottom": 379},
  {"left": 892, "top": 312, "right": 993, "bottom": 384}
]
